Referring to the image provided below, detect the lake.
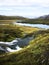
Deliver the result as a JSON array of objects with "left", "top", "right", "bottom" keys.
[{"left": 14, "top": 22, "right": 49, "bottom": 29}]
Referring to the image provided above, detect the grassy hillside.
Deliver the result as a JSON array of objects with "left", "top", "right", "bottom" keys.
[
  {"left": 20, "top": 19, "right": 49, "bottom": 25},
  {"left": 0, "top": 24, "right": 39, "bottom": 42},
  {"left": 0, "top": 29, "right": 49, "bottom": 65},
  {"left": 0, "top": 15, "right": 26, "bottom": 20},
  {"left": 0, "top": 24, "right": 23, "bottom": 42},
  {"left": 0, "top": 19, "right": 49, "bottom": 25},
  {"left": 0, "top": 20, "right": 16, "bottom": 24}
]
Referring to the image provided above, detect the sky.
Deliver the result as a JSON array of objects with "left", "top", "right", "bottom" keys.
[{"left": 0, "top": 0, "right": 49, "bottom": 18}]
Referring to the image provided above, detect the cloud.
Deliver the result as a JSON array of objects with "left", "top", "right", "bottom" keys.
[
  {"left": 0, "top": 5, "right": 49, "bottom": 18},
  {"left": 0, "top": 0, "right": 49, "bottom": 18},
  {"left": 0, "top": 0, "right": 49, "bottom": 7}
]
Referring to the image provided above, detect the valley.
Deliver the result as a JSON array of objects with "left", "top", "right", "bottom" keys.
[{"left": 0, "top": 15, "right": 49, "bottom": 65}]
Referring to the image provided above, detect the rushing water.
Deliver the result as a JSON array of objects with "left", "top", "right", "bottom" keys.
[
  {"left": 0, "top": 37, "right": 33, "bottom": 52},
  {"left": 14, "top": 23, "right": 49, "bottom": 29}
]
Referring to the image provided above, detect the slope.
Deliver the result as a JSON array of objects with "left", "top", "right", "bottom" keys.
[{"left": 0, "top": 29, "right": 49, "bottom": 65}]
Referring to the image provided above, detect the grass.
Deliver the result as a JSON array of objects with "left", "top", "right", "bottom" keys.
[
  {"left": 19, "top": 19, "right": 49, "bottom": 25},
  {"left": 0, "top": 20, "right": 16, "bottom": 24},
  {"left": 0, "top": 23, "right": 39, "bottom": 42},
  {"left": 0, "top": 29, "right": 49, "bottom": 65},
  {"left": 0, "top": 18, "right": 49, "bottom": 25}
]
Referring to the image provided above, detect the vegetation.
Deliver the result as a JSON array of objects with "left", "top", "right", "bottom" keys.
[
  {"left": 0, "top": 15, "right": 49, "bottom": 25},
  {"left": 0, "top": 29, "right": 49, "bottom": 65},
  {"left": 20, "top": 19, "right": 49, "bottom": 25},
  {"left": 0, "top": 15, "right": 26, "bottom": 20},
  {"left": 0, "top": 24, "right": 39, "bottom": 42},
  {"left": 0, "top": 20, "right": 16, "bottom": 24},
  {"left": 0, "top": 15, "right": 49, "bottom": 65},
  {"left": 0, "top": 25, "right": 23, "bottom": 42}
]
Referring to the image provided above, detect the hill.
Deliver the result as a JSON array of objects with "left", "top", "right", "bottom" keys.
[
  {"left": 17, "top": 15, "right": 49, "bottom": 25},
  {"left": 0, "top": 24, "right": 39, "bottom": 54},
  {"left": 39, "top": 15, "right": 49, "bottom": 19},
  {"left": 0, "top": 15, "right": 26, "bottom": 20},
  {"left": 20, "top": 18, "right": 49, "bottom": 25},
  {"left": 0, "top": 29, "right": 49, "bottom": 65},
  {"left": 0, "top": 15, "right": 49, "bottom": 24},
  {"left": 0, "top": 24, "right": 39, "bottom": 42}
]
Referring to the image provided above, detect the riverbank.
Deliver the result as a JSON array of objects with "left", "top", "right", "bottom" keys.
[{"left": 14, "top": 22, "right": 49, "bottom": 29}]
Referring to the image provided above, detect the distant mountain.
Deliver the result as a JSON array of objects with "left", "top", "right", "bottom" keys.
[
  {"left": 19, "top": 15, "right": 49, "bottom": 25},
  {"left": 0, "top": 15, "right": 49, "bottom": 20},
  {"left": 39, "top": 15, "right": 49, "bottom": 19}
]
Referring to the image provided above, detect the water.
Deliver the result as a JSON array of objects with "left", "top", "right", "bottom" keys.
[
  {"left": 0, "top": 23, "right": 49, "bottom": 52},
  {"left": 6, "top": 45, "right": 22, "bottom": 52},
  {"left": 0, "top": 23, "right": 49, "bottom": 29},
  {"left": 0, "top": 37, "right": 33, "bottom": 52},
  {"left": 14, "top": 23, "right": 49, "bottom": 29}
]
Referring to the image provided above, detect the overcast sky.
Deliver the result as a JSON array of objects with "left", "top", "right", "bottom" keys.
[{"left": 0, "top": 0, "right": 49, "bottom": 18}]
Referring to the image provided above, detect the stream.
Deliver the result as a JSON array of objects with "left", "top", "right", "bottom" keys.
[{"left": 0, "top": 22, "right": 49, "bottom": 52}]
